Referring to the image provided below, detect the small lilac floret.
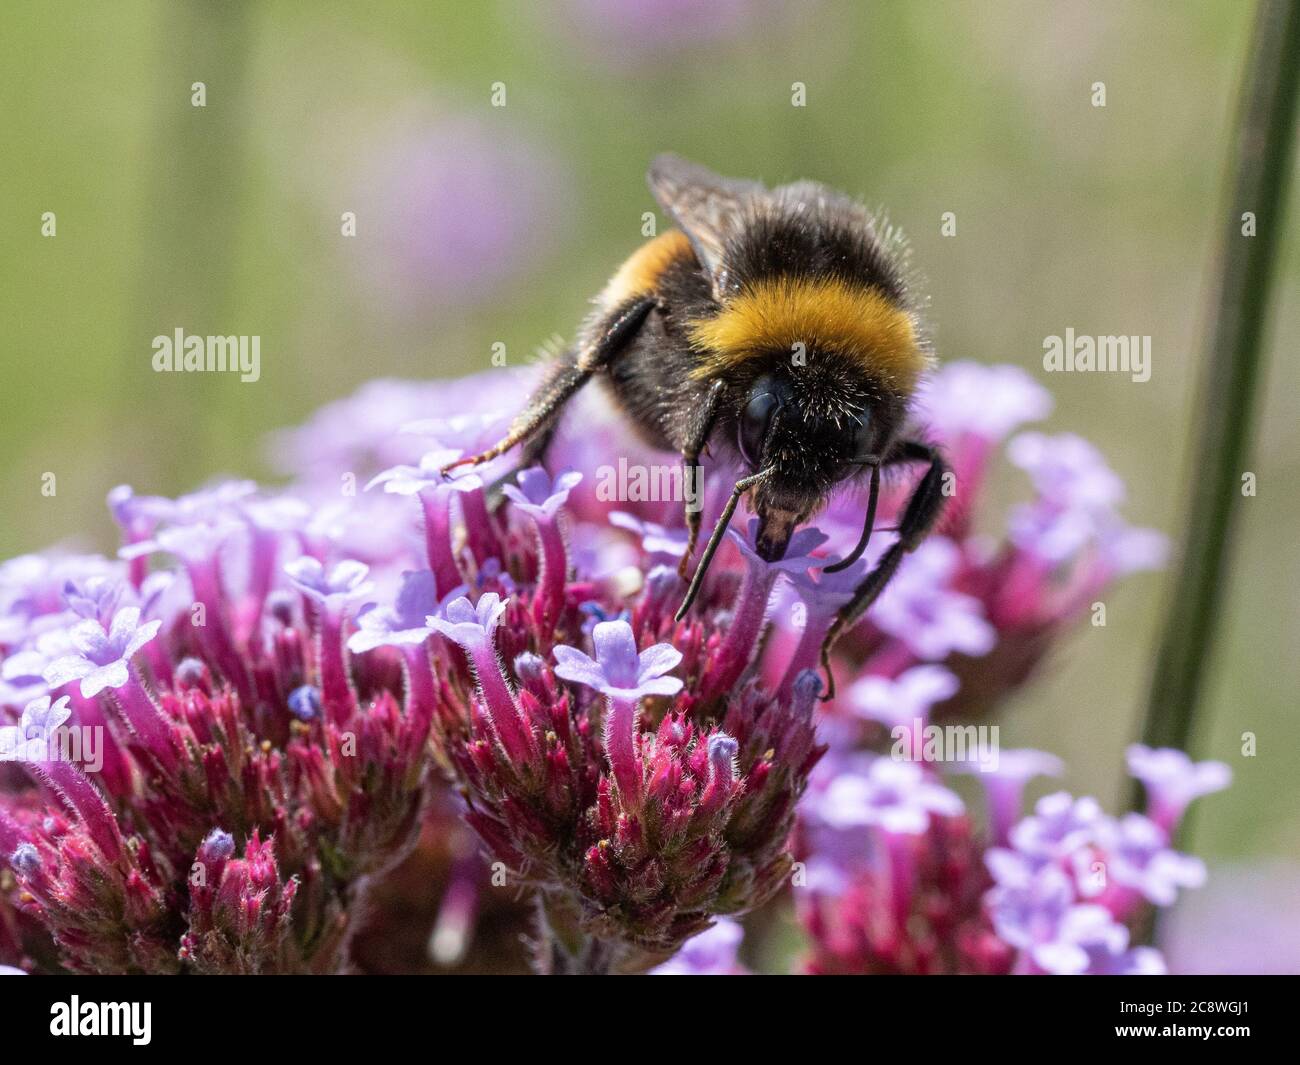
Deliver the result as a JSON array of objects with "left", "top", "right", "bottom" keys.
[{"left": 43, "top": 607, "right": 162, "bottom": 698}]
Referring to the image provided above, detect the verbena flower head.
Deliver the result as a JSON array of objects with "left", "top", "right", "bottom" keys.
[
  {"left": 799, "top": 744, "right": 1223, "bottom": 976},
  {"left": 0, "top": 479, "right": 439, "bottom": 973},
  {"left": 428, "top": 538, "right": 825, "bottom": 966},
  {"left": 0, "top": 362, "right": 1219, "bottom": 977}
]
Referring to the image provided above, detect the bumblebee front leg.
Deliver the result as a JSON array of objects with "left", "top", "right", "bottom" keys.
[
  {"left": 677, "top": 379, "right": 726, "bottom": 577},
  {"left": 442, "top": 296, "right": 656, "bottom": 474},
  {"left": 818, "top": 440, "right": 948, "bottom": 700}
]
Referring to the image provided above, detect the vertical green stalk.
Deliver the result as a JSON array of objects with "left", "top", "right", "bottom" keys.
[
  {"left": 1137, "top": 0, "right": 1300, "bottom": 767},
  {"left": 124, "top": 0, "right": 253, "bottom": 491}
]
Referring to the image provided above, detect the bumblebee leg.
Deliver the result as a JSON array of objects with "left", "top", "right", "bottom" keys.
[
  {"left": 818, "top": 440, "right": 948, "bottom": 700},
  {"left": 477, "top": 360, "right": 572, "bottom": 506},
  {"left": 442, "top": 296, "right": 656, "bottom": 474},
  {"left": 675, "top": 465, "right": 774, "bottom": 621},
  {"left": 678, "top": 379, "right": 726, "bottom": 578},
  {"left": 481, "top": 417, "right": 563, "bottom": 511}
]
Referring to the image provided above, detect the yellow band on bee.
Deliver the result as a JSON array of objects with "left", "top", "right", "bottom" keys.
[
  {"left": 687, "top": 276, "right": 928, "bottom": 391},
  {"left": 600, "top": 229, "right": 694, "bottom": 308}
]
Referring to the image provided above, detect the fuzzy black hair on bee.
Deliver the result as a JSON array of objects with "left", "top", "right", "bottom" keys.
[{"left": 445, "top": 154, "right": 948, "bottom": 699}]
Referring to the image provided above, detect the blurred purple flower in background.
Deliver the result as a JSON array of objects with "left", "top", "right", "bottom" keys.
[
  {"left": 555, "top": 0, "right": 795, "bottom": 66},
  {"left": 650, "top": 917, "right": 749, "bottom": 975},
  {"left": 349, "top": 116, "right": 567, "bottom": 313}
]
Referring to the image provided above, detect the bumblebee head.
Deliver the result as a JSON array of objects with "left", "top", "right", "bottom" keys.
[
  {"left": 735, "top": 362, "right": 900, "bottom": 561},
  {"left": 647, "top": 153, "right": 928, "bottom": 562}
]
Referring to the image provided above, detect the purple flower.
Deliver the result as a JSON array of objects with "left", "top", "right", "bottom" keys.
[
  {"left": 286, "top": 685, "right": 322, "bottom": 722},
  {"left": 348, "top": 570, "right": 464, "bottom": 653},
  {"left": 10, "top": 842, "right": 41, "bottom": 876},
  {"left": 1077, "top": 926, "right": 1167, "bottom": 975},
  {"left": 1006, "top": 432, "right": 1141, "bottom": 564},
  {"left": 1031, "top": 901, "right": 1162, "bottom": 976},
  {"left": 813, "top": 758, "right": 963, "bottom": 835},
  {"left": 650, "top": 918, "right": 748, "bottom": 975},
  {"left": 609, "top": 512, "right": 689, "bottom": 559},
  {"left": 62, "top": 575, "right": 125, "bottom": 626},
  {"left": 991, "top": 880, "right": 1168, "bottom": 976},
  {"left": 728, "top": 519, "right": 828, "bottom": 575},
  {"left": 502, "top": 467, "right": 582, "bottom": 521},
  {"left": 429, "top": 593, "right": 535, "bottom": 766},
  {"left": 267, "top": 369, "right": 520, "bottom": 484},
  {"left": 15, "top": 693, "right": 71, "bottom": 735},
  {"left": 426, "top": 593, "right": 510, "bottom": 653},
  {"left": 106, "top": 483, "right": 170, "bottom": 531},
  {"left": 697, "top": 521, "right": 829, "bottom": 704},
  {"left": 0, "top": 554, "right": 124, "bottom": 643},
  {"left": 552, "top": 620, "right": 685, "bottom": 814},
  {"left": 43, "top": 607, "right": 161, "bottom": 697},
  {"left": 1126, "top": 744, "right": 1231, "bottom": 836},
  {"left": 985, "top": 855, "right": 1089, "bottom": 970},
  {"left": 123, "top": 519, "right": 242, "bottom": 565},
  {"left": 778, "top": 560, "right": 871, "bottom": 687},
  {"left": 400, "top": 410, "right": 511, "bottom": 453},
  {"left": 367, "top": 448, "right": 485, "bottom": 594},
  {"left": 345, "top": 117, "right": 566, "bottom": 313},
  {"left": 0, "top": 695, "right": 72, "bottom": 762},
  {"left": 240, "top": 495, "right": 312, "bottom": 534},
  {"left": 953, "top": 748, "right": 1064, "bottom": 846},
  {"left": 284, "top": 557, "right": 374, "bottom": 606},
  {"left": 552, "top": 620, "right": 683, "bottom": 702},
  {"left": 915, "top": 361, "right": 1052, "bottom": 445},
  {"left": 199, "top": 827, "right": 236, "bottom": 864},
  {"left": 870, "top": 538, "right": 995, "bottom": 660},
  {"left": 786, "top": 559, "right": 867, "bottom": 614},
  {"left": 1100, "top": 813, "right": 1207, "bottom": 906},
  {"left": 366, "top": 449, "right": 480, "bottom": 497},
  {"left": 559, "top": 0, "right": 763, "bottom": 65},
  {"left": 1097, "top": 523, "right": 1169, "bottom": 576},
  {"left": 1008, "top": 792, "right": 1104, "bottom": 860},
  {"left": 140, "top": 481, "right": 258, "bottom": 527},
  {"left": 846, "top": 664, "right": 959, "bottom": 731},
  {"left": 502, "top": 468, "right": 579, "bottom": 629},
  {"left": 1009, "top": 432, "right": 1125, "bottom": 511},
  {"left": 1, "top": 628, "right": 73, "bottom": 707}
]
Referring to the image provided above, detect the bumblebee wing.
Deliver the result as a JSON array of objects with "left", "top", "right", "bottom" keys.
[
  {"left": 647, "top": 153, "right": 764, "bottom": 296},
  {"left": 771, "top": 179, "right": 870, "bottom": 224}
]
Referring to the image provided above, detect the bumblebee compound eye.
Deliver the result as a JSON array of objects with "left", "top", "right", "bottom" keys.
[{"left": 738, "top": 388, "right": 780, "bottom": 469}]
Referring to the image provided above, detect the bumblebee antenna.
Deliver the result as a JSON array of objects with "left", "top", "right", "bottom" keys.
[
  {"left": 824, "top": 461, "right": 880, "bottom": 573},
  {"left": 675, "top": 466, "right": 774, "bottom": 621}
]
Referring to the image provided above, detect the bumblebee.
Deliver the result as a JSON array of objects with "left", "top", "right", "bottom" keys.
[{"left": 447, "top": 155, "right": 947, "bottom": 697}]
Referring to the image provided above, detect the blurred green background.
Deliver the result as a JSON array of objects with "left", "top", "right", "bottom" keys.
[{"left": 2, "top": 0, "right": 1298, "bottom": 947}]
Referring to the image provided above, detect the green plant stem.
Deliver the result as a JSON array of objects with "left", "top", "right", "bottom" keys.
[
  {"left": 533, "top": 892, "right": 620, "bottom": 975},
  {"left": 1137, "top": 0, "right": 1300, "bottom": 769}
]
